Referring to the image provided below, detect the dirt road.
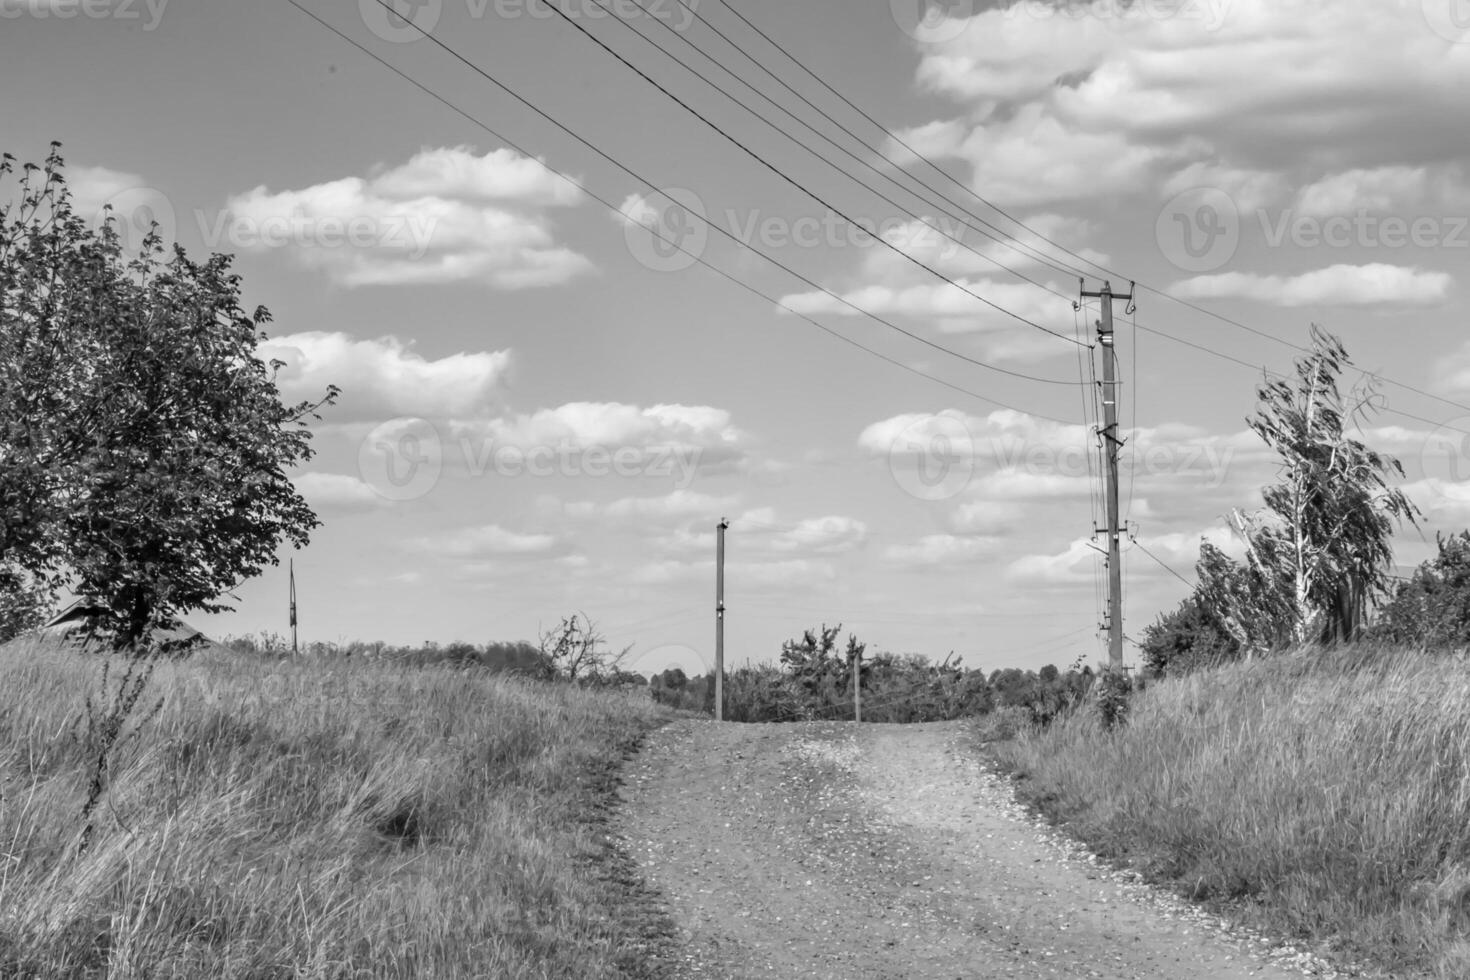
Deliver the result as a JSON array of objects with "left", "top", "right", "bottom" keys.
[{"left": 617, "top": 719, "right": 1354, "bottom": 980}]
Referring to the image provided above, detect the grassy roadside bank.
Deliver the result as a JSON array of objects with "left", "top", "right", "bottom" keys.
[
  {"left": 982, "top": 646, "right": 1470, "bottom": 978},
  {"left": 0, "top": 638, "right": 677, "bottom": 979}
]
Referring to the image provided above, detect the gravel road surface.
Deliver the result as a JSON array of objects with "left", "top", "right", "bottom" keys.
[{"left": 617, "top": 719, "right": 1361, "bottom": 980}]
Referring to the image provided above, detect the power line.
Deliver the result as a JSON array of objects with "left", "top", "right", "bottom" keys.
[
  {"left": 714, "top": 0, "right": 1103, "bottom": 283},
  {"left": 1132, "top": 284, "right": 1470, "bottom": 418},
  {"left": 712, "top": 0, "right": 1470, "bottom": 424},
  {"left": 532, "top": 0, "right": 1088, "bottom": 351},
  {"left": 292, "top": 2, "right": 1083, "bottom": 421},
  {"left": 1135, "top": 320, "right": 1470, "bottom": 437},
  {"left": 1128, "top": 535, "right": 1196, "bottom": 590},
  {"left": 619, "top": 0, "right": 1086, "bottom": 293}
]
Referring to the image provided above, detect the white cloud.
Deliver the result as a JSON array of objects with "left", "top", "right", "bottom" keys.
[
  {"left": 258, "top": 332, "right": 511, "bottom": 422},
  {"left": 779, "top": 276, "right": 1077, "bottom": 339},
  {"left": 1169, "top": 264, "right": 1453, "bottom": 307},
  {"left": 66, "top": 165, "right": 147, "bottom": 220},
  {"left": 1007, "top": 537, "right": 1100, "bottom": 588},
  {"left": 368, "top": 146, "right": 582, "bottom": 207},
  {"left": 950, "top": 499, "right": 1024, "bottom": 535},
  {"left": 1163, "top": 161, "right": 1288, "bottom": 213},
  {"left": 884, "top": 534, "right": 999, "bottom": 567},
  {"left": 1402, "top": 479, "right": 1470, "bottom": 526},
  {"left": 906, "top": 0, "right": 1470, "bottom": 208},
  {"left": 456, "top": 403, "right": 746, "bottom": 463},
  {"left": 1294, "top": 165, "right": 1470, "bottom": 216},
  {"left": 563, "top": 489, "right": 739, "bottom": 522},
  {"left": 412, "top": 524, "right": 562, "bottom": 559},
  {"left": 223, "top": 146, "right": 592, "bottom": 288},
  {"left": 292, "top": 472, "right": 386, "bottom": 511}
]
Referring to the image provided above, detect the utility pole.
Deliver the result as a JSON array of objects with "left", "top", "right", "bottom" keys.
[
  {"left": 1080, "top": 280, "right": 1133, "bottom": 672},
  {"left": 289, "top": 559, "right": 298, "bottom": 656},
  {"left": 715, "top": 518, "right": 728, "bottom": 721},
  {"left": 852, "top": 646, "right": 862, "bottom": 724}
]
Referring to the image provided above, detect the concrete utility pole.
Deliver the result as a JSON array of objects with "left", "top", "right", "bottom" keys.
[
  {"left": 715, "top": 518, "right": 728, "bottom": 721},
  {"left": 1080, "top": 281, "right": 1133, "bottom": 672}
]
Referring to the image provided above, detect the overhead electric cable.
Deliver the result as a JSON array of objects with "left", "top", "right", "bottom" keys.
[
  {"left": 290, "top": 1, "right": 1082, "bottom": 421},
  {"left": 713, "top": 0, "right": 1470, "bottom": 419},
  {"left": 607, "top": 0, "right": 1085, "bottom": 296},
  {"left": 531, "top": 0, "right": 1088, "bottom": 350}
]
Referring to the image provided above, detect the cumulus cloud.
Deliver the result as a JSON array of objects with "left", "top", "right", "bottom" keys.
[
  {"left": 1169, "top": 264, "right": 1453, "bottom": 307},
  {"left": 411, "top": 524, "right": 563, "bottom": 559},
  {"left": 66, "top": 165, "right": 148, "bottom": 220},
  {"left": 1294, "top": 165, "right": 1470, "bottom": 216},
  {"left": 905, "top": 0, "right": 1469, "bottom": 208},
  {"left": 562, "top": 489, "right": 739, "bottom": 522},
  {"left": 292, "top": 472, "right": 386, "bottom": 511},
  {"left": 883, "top": 534, "right": 999, "bottom": 567},
  {"left": 258, "top": 332, "right": 511, "bottom": 422},
  {"left": 454, "top": 403, "right": 747, "bottom": 467},
  {"left": 780, "top": 276, "right": 1077, "bottom": 337},
  {"left": 223, "top": 146, "right": 592, "bottom": 288},
  {"left": 1163, "top": 161, "right": 1288, "bottom": 213}
]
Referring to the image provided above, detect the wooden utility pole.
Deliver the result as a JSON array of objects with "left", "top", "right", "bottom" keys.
[
  {"left": 715, "top": 518, "right": 728, "bottom": 721},
  {"left": 852, "top": 646, "right": 862, "bottom": 724},
  {"left": 289, "top": 559, "right": 298, "bottom": 656},
  {"left": 1081, "top": 281, "right": 1133, "bottom": 672}
]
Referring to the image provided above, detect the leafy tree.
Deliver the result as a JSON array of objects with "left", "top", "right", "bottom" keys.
[
  {"left": 1197, "top": 327, "right": 1416, "bottom": 653},
  {"left": 778, "top": 623, "right": 848, "bottom": 696},
  {"left": 1, "top": 145, "right": 336, "bottom": 650},
  {"left": 1374, "top": 531, "right": 1470, "bottom": 648},
  {"left": 1139, "top": 591, "right": 1240, "bottom": 679},
  {"left": 0, "top": 563, "right": 53, "bottom": 643}
]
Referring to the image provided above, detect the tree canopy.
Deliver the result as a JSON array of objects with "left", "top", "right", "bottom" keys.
[{"left": 0, "top": 145, "right": 336, "bottom": 650}]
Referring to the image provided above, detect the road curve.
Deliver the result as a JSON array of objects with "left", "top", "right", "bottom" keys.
[{"left": 616, "top": 719, "right": 1350, "bottom": 980}]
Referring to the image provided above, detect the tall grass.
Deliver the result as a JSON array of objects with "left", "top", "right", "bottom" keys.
[
  {"left": 0, "top": 638, "right": 673, "bottom": 978},
  {"left": 989, "top": 645, "right": 1470, "bottom": 977}
]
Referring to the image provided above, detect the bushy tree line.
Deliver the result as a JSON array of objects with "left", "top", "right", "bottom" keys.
[{"left": 647, "top": 622, "right": 1093, "bottom": 725}]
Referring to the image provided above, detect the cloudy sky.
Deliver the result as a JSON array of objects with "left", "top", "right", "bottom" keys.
[{"left": 3, "top": 0, "right": 1468, "bottom": 675}]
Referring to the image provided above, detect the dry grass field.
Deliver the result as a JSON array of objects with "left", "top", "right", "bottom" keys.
[
  {"left": 0, "top": 638, "right": 674, "bottom": 979},
  {"left": 989, "top": 645, "right": 1470, "bottom": 978}
]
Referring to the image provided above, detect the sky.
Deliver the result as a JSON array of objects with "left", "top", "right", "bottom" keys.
[{"left": 2, "top": 0, "right": 1469, "bottom": 677}]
